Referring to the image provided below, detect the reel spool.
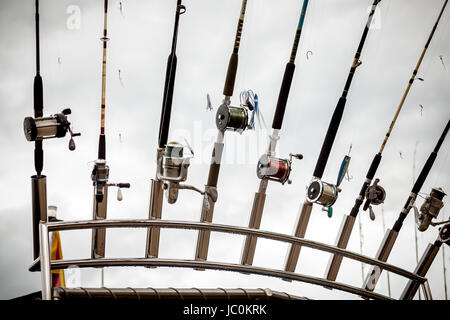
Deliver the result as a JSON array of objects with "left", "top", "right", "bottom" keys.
[
  {"left": 157, "top": 142, "right": 218, "bottom": 204},
  {"left": 417, "top": 187, "right": 446, "bottom": 232},
  {"left": 91, "top": 159, "right": 130, "bottom": 203},
  {"left": 256, "top": 153, "right": 302, "bottom": 185},
  {"left": 216, "top": 104, "right": 250, "bottom": 133},
  {"left": 91, "top": 159, "right": 110, "bottom": 203},
  {"left": 23, "top": 108, "right": 80, "bottom": 150},
  {"left": 363, "top": 178, "right": 386, "bottom": 220},
  {"left": 157, "top": 142, "right": 191, "bottom": 204},
  {"left": 215, "top": 90, "right": 258, "bottom": 133},
  {"left": 307, "top": 179, "right": 340, "bottom": 218},
  {"left": 439, "top": 223, "right": 450, "bottom": 246},
  {"left": 157, "top": 143, "right": 190, "bottom": 183}
]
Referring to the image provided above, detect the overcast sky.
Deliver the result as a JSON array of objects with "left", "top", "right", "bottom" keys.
[{"left": 0, "top": 0, "right": 449, "bottom": 300}]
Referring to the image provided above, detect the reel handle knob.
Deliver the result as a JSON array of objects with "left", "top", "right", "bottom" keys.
[
  {"left": 322, "top": 206, "right": 333, "bottom": 218},
  {"left": 68, "top": 137, "right": 76, "bottom": 151},
  {"left": 289, "top": 153, "right": 303, "bottom": 161},
  {"left": 117, "top": 183, "right": 130, "bottom": 189}
]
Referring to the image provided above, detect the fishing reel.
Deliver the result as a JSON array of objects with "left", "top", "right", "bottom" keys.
[
  {"left": 307, "top": 179, "right": 341, "bottom": 218},
  {"left": 256, "top": 153, "right": 303, "bottom": 185},
  {"left": 157, "top": 142, "right": 217, "bottom": 204},
  {"left": 362, "top": 178, "right": 386, "bottom": 221},
  {"left": 23, "top": 108, "right": 81, "bottom": 150},
  {"left": 308, "top": 147, "right": 352, "bottom": 217},
  {"left": 438, "top": 222, "right": 450, "bottom": 246},
  {"left": 416, "top": 187, "right": 446, "bottom": 232},
  {"left": 215, "top": 90, "right": 257, "bottom": 133},
  {"left": 91, "top": 159, "right": 130, "bottom": 203}
]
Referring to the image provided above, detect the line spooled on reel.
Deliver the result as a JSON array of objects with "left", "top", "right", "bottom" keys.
[{"left": 415, "top": 187, "right": 447, "bottom": 232}]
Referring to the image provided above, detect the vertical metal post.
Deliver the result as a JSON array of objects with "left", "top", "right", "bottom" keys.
[
  {"left": 31, "top": 175, "right": 47, "bottom": 260},
  {"left": 241, "top": 180, "right": 267, "bottom": 265},
  {"left": 39, "top": 222, "right": 51, "bottom": 300},
  {"left": 422, "top": 281, "right": 433, "bottom": 300},
  {"left": 146, "top": 178, "right": 164, "bottom": 259},
  {"left": 91, "top": 187, "right": 108, "bottom": 258}
]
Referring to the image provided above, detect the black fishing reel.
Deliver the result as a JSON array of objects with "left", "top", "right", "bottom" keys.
[
  {"left": 439, "top": 222, "right": 450, "bottom": 246},
  {"left": 157, "top": 142, "right": 217, "bottom": 204},
  {"left": 256, "top": 153, "right": 303, "bottom": 185},
  {"left": 363, "top": 178, "right": 386, "bottom": 221},
  {"left": 416, "top": 187, "right": 446, "bottom": 232},
  {"left": 215, "top": 91, "right": 257, "bottom": 133},
  {"left": 91, "top": 159, "right": 130, "bottom": 203},
  {"left": 307, "top": 179, "right": 341, "bottom": 218},
  {"left": 23, "top": 108, "right": 80, "bottom": 150}
]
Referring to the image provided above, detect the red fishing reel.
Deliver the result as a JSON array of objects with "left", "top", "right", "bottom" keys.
[{"left": 256, "top": 153, "right": 302, "bottom": 185}]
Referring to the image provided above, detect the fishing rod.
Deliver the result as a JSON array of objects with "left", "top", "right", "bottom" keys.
[
  {"left": 91, "top": 0, "right": 130, "bottom": 259},
  {"left": 283, "top": 0, "right": 383, "bottom": 275},
  {"left": 23, "top": 0, "right": 80, "bottom": 260},
  {"left": 363, "top": 119, "right": 449, "bottom": 292},
  {"left": 401, "top": 222, "right": 450, "bottom": 300},
  {"left": 195, "top": 0, "right": 256, "bottom": 263},
  {"left": 326, "top": 0, "right": 449, "bottom": 283},
  {"left": 240, "top": 0, "right": 309, "bottom": 266},
  {"left": 146, "top": 1, "right": 214, "bottom": 259}
]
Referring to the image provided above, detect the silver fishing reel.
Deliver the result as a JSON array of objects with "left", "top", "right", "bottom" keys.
[
  {"left": 363, "top": 178, "right": 386, "bottom": 221},
  {"left": 256, "top": 153, "right": 302, "bottom": 185},
  {"left": 157, "top": 142, "right": 217, "bottom": 204},
  {"left": 215, "top": 90, "right": 257, "bottom": 133},
  {"left": 416, "top": 187, "right": 446, "bottom": 232},
  {"left": 307, "top": 178, "right": 341, "bottom": 218},
  {"left": 23, "top": 108, "right": 80, "bottom": 150},
  {"left": 91, "top": 159, "right": 130, "bottom": 203}
]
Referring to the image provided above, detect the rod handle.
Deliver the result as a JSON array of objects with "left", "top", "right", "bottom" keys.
[
  {"left": 34, "top": 141, "right": 43, "bottom": 175},
  {"left": 223, "top": 52, "right": 238, "bottom": 97},
  {"left": 272, "top": 62, "right": 295, "bottom": 130},
  {"left": 158, "top": 53, "right": 178, "bottom": 149},
  {"left": 98, "top": 134, "right": 106, "bottom": 160},
  {"left": 313, "top": 97, "right": 346, "bottom": 179},
  {"left": 434, "top": 119, "right": 450, "bottom": 153},
  {"left": 411, "top": 120, "right": 448, "bottom": 194},
  {"left": 33, "top": 74, "right": 43, "bottom": 117}
]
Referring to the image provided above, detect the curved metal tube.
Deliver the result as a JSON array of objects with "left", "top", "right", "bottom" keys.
[
  {"left": 45, "top": 219, "right": 425, "bottom": 283},
  {"left": 51, "top": 257, "right": 392, "bottom": 300}
]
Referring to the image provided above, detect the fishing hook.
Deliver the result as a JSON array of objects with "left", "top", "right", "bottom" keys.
[{"left": 440, "top": 55, "right": 446, "bottom": 70}]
